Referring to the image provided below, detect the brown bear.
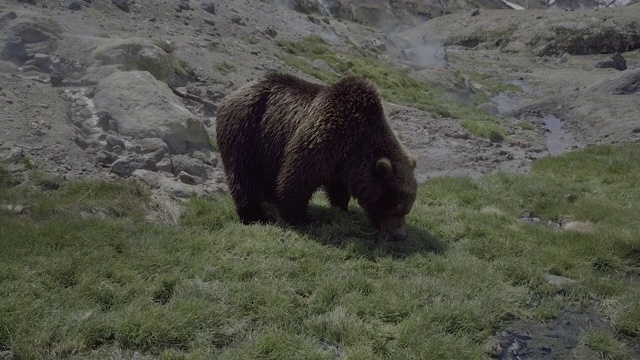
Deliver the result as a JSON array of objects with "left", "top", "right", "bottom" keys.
[{"left": 215, "top": 73, "right": 418, "bottom": 241}]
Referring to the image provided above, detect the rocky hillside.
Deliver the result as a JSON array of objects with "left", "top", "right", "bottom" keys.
[{"left": 1, "top": 0, "right": 639, "bottom": 197}]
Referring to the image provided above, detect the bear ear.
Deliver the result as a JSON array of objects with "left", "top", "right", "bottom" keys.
[
  {"left": 408, "top": 156, "right": 417, "bottom": 169},
  {"left": 375, "top": 157, "right": 394, "bottom": 178}
]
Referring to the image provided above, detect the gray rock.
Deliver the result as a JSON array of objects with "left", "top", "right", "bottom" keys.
[
  {"left": 156, "top": 157, "right": 172, "bottom": 173},
  {"left": 176, "top": 0, "right": 191, "bottom": 11},
  {"left": 595, "top": 52, "right": 627, "bottom": 71},
  {"left": 131, "top": 169, "right": 162, "bottom": 189},
  {"left": 159, "top": 177, "right": 203, "bottom": 198},
  {"left": 95, "top": 150, "right": 118, "bottom": 165},
  {"left": 1, "top": 37, "right": 27, "bottom": 64},
  {"left": 178, "top": 170, "right": 201, "bottom": 185},
  {"left": 202, "top": 3, "right": 216, "bottom": 14},
  {"left": 105, "top": 134, "right": 126, "bottom": 151},
  {"left": 3, "top": 147, "right": 24, "bottom": 163},
  {"left": 69, "top": 2, "right": 83, "bottom": 10},
  {"left": 3, "top": 17, "right": 60, "bottom": 44},
  {"left": 135, "top": 138, "right": 169, "bottom": 154},
  {"left": 110, "top": 154, "right": 148, "bottom": 176},
  {"left": 471, "top": 8, "right": 480, "bottom": 16},
  {"left": 93, "top": 71, "right": 211, "bottom": 154},
  {"left": 171, "top": 155, "right": 205, "bottom": 177},
  {"left": 50, "top": 71, "right": 64, "bottom": 86},
  {"left": 112, "top": 0, "right": 130, "bottom": 12},
  {"left": 545, "top": 274, "right": 577, "bottom": 286},
  {"left": 92, "top": 38, "right": 175, "bottom": 81},
  {"left": 586, "top": 67, "right": 640, "bottom": 95},
  {"left": 79, "top": 108, "right": 93, "bottom": 120},
  {"left": 186, "top": 83, "right": 202, "bottom": 96},
  {"left": 0, "top": 60, "right": 19, "bottom": 73},
  {"left": 24, "top": 53, "right": 51, "bottom": 67},
  {"left": 0, "top": 11, "right": 18, "bottom": 26}
]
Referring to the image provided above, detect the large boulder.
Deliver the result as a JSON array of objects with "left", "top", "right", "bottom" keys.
[
  {"left": 92, "top": 38, "right": 174, "bottom": 81},
  {"left": 93, "top": 71, "right": 211, "bottom": 154},
  {"left": 586, "top": 67, "right": 640, "bottom": 95},
  {"left": 595, "top": 52, "right": 627, "bottom": 71},
  {"left": 0, "top": 11, "right": 62, "bottom": 64}
]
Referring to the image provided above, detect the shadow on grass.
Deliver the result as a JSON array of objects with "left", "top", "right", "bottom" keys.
[{"left": 276, "top": 203, "right": 446, "bottom": 260}]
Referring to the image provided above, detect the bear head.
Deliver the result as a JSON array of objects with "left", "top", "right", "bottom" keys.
[{"left": 357, "top": 155, "right": 418, "bottom": 241}]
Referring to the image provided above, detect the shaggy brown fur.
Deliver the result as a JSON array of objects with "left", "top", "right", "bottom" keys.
[{"left": 215, "top": 73, "right": 418, "bottom": 240}]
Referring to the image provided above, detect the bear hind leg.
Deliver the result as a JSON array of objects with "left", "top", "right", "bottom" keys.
[{"left": 326, "top": 181, "right": 350, "bottom": 211}]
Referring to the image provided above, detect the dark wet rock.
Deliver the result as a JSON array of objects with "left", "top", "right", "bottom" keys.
[
  {"left": 595, "top": 52, "right": 627, "bottom": 71},
  {"left": 202, "top": 3, "right": 216, "bottom": 14},
  {"left": 264, "top": 27, "right": 277, "bottom": 38},
  {"left": 171, "top": 155, "right": 205, "bottom": 177},
  {"left": 586, "top": 67, "right": 640, "bottom": 95},
  {"left": 50, "top": 71, "right": 64, "bottom": 86}
]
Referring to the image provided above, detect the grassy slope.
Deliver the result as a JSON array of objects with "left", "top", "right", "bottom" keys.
[
  {"left": 276, "top": 36, "right": 508, "bottom": 141},
  {"left": 1, "top": 144, "right": 639, "bottom": 359}
]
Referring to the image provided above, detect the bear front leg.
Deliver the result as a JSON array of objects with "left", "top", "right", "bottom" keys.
[
  {"left": 227, "top": 175, "right": 271, "bottom": 224},
  {"left": 275, "top": 161, "right": 322, "bottom": 226},
  {"left": 326, "top": 181, "right": 350, "bottom": 211}
]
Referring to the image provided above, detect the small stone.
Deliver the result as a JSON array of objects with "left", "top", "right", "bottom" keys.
[
  {"left": 563, "top": 221, "right": 596, "bottom": 234},
  {"left": 178, "top": 170, "right": 199, "bottom": 185},
  {"left": 156, "top": 157, "right": 172, "bottom": 173},
  {"left": 69, "top": 1, "right": 82, "bottom": 10},
  {"left": 471, "top": 8, "right": 480, "bottom": 16},
  {"left": 230, "top": 17, "right": 245, "bottom": 26},
  {"left": 79, "top": 108, "right": 93, "bottom": 120},
  {"left": 204, "top": 19, "right": 215, "bottom": 26},
  {"left": 202, "top": 2, "right": 216, "bottom": 14},
  {"left": 186, "top": 83, "right": 202, "bottom": 96},
  {"left": 96, "top": 150, "right": 118, "bottom": 165},
  {"left": 545, "top": 274, "right": 578, "bottom": 286},
  {"left": 112, "top": 0, "right": 130, "bottom": 12},
  {"left": 264, "top": 27, "right": 277, "bottom": 38}
]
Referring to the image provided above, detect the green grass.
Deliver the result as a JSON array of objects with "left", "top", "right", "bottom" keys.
[
  {"left": 276, "top": 35, "right": 506, "bottom": 140},
  {"left": 216, "top": 62, "right": 237, "bottom": 76},
  {"left": 2, "top": 144, "right": 640, "bottom": 358}
]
